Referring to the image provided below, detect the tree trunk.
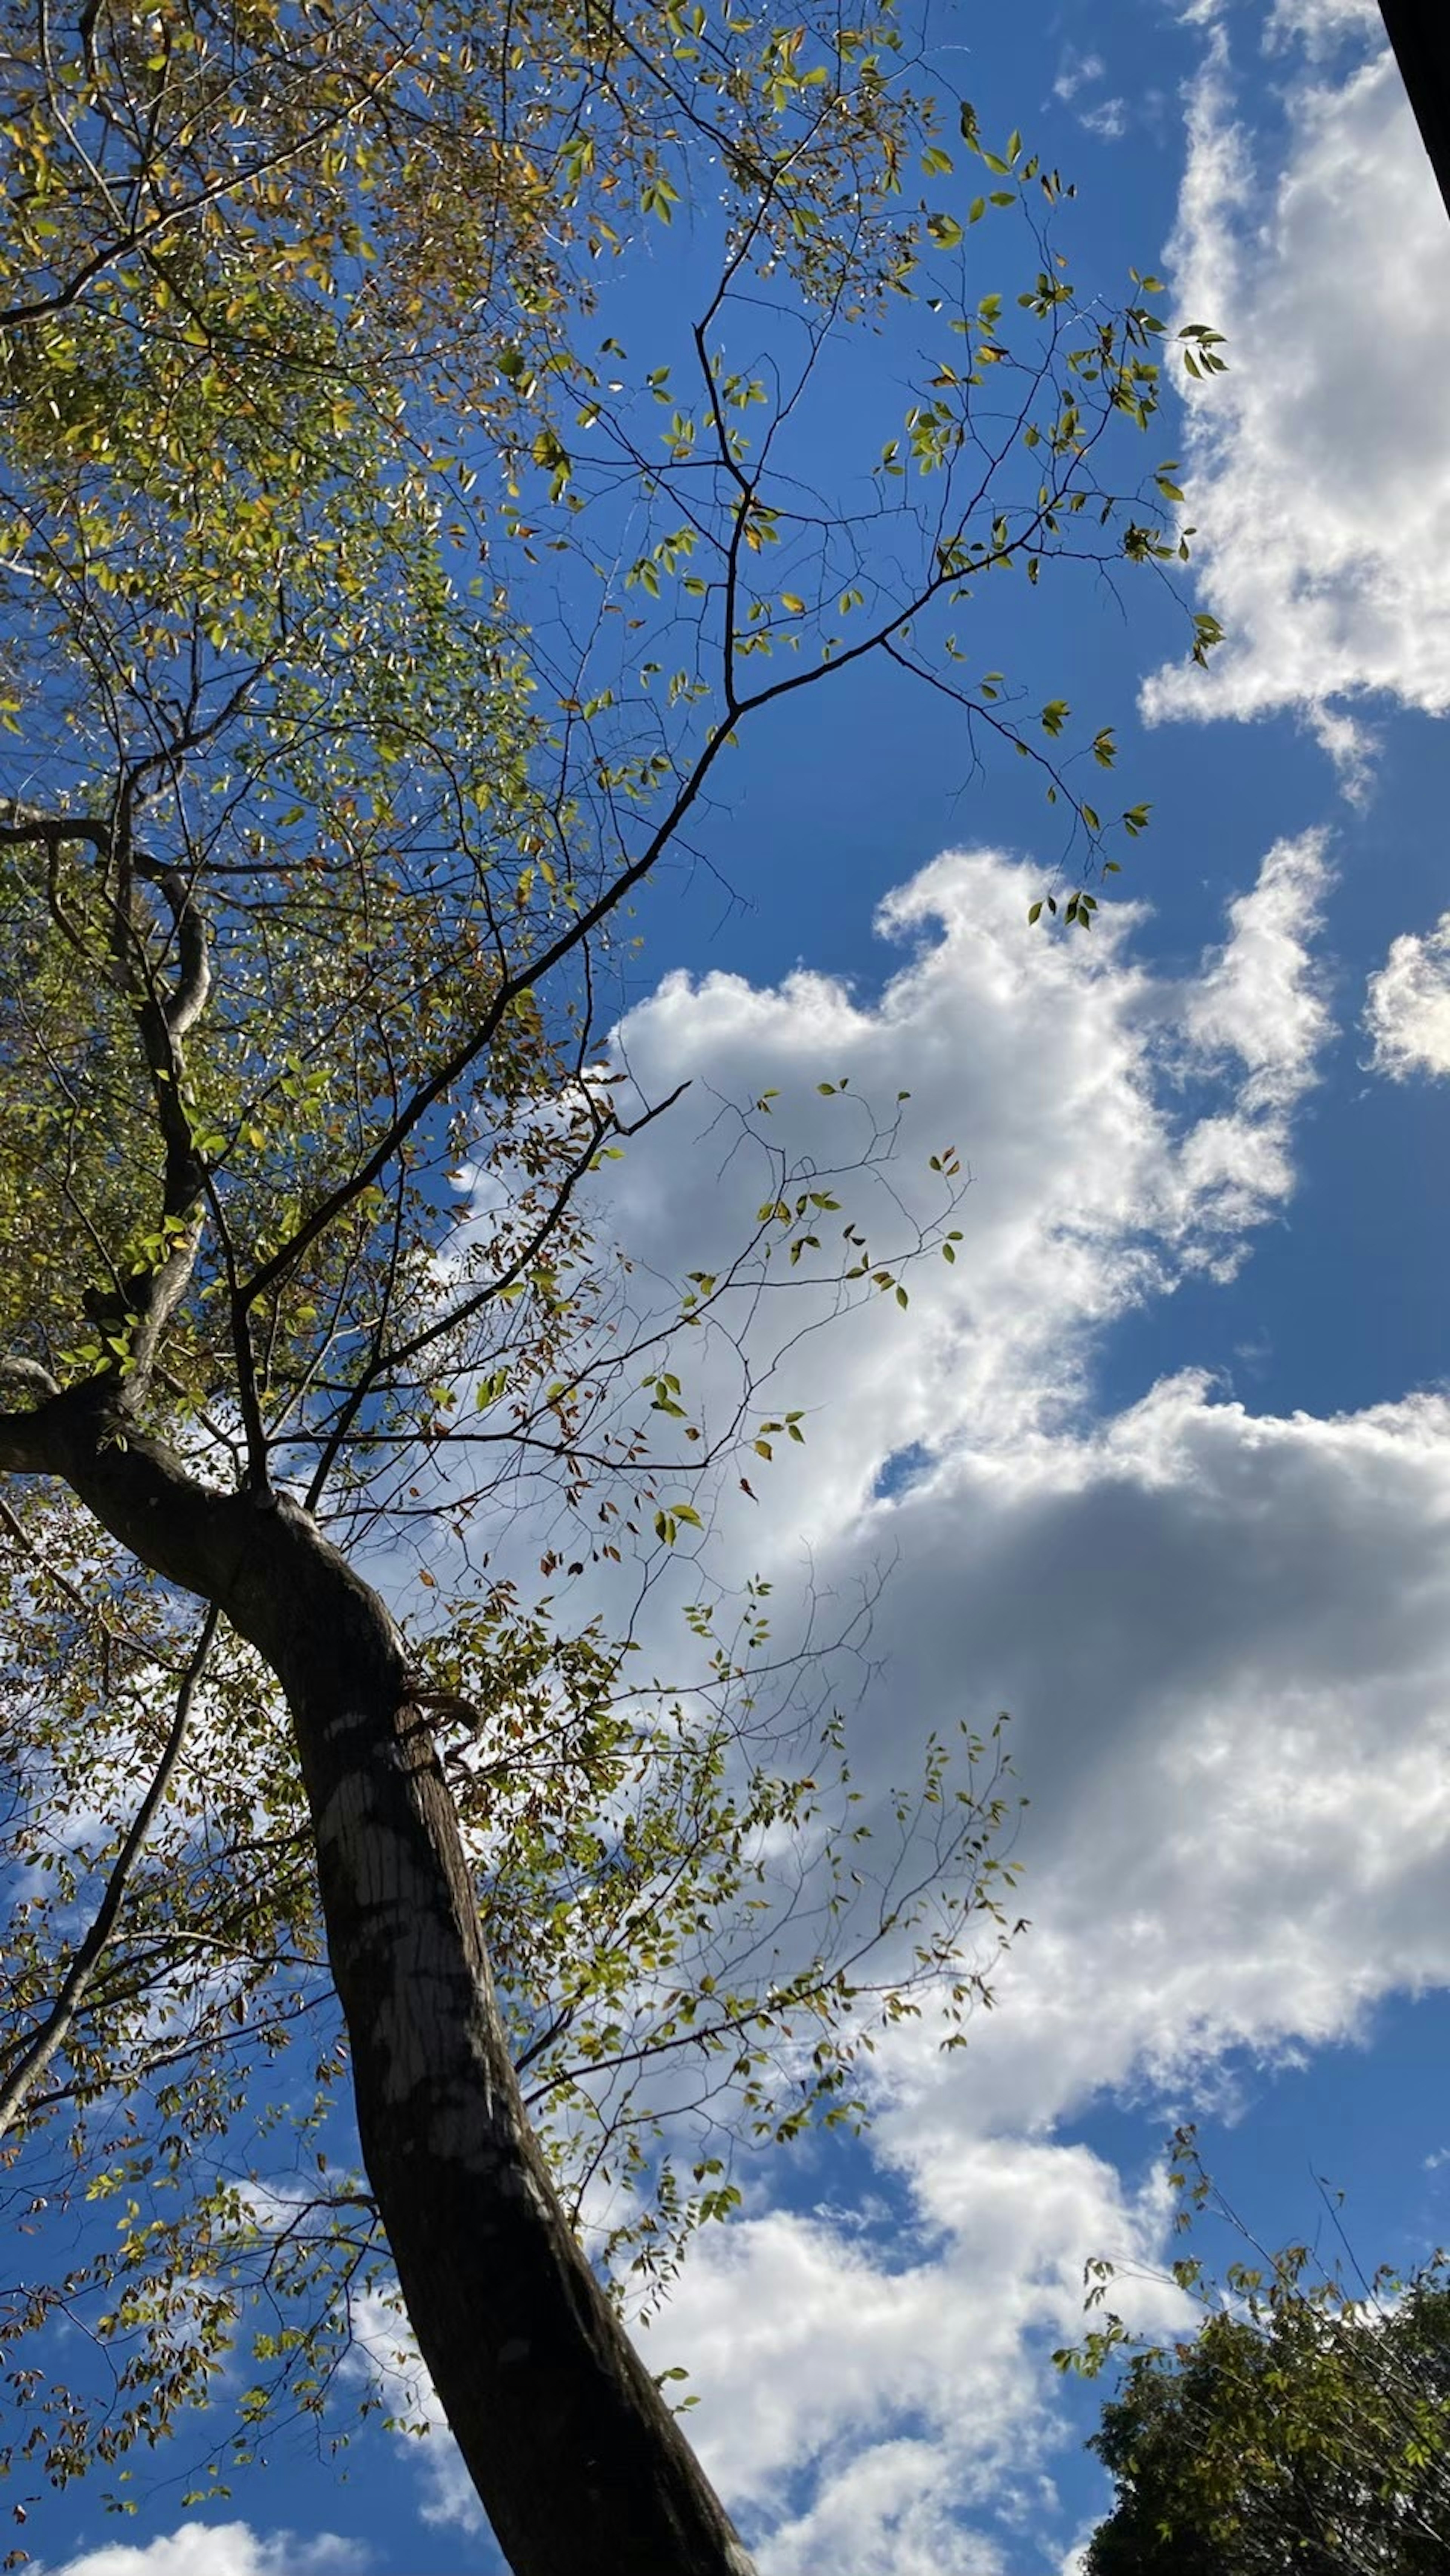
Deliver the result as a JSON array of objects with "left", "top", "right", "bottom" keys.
[
  {"left": 8, "top": 1388, "right": 757, "bottom": 2576},
  {"left": 1378, "top": 1, "right": 1450, "bottom": 222}
]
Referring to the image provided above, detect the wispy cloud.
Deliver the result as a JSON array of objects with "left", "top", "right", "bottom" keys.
[
  {"left": 1079, "top": 97, "right": 1128, "bottom": 141},
  {"left": 1053, "top": 48, "right": 1104, "bottom": 105},
  {"left": 1051, "top": 48, "right": 1129, "bottom": 142}
]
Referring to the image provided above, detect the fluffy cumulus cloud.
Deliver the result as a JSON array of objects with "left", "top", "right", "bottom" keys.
[
  {"left": 648, "top": 2143, "right": 1188, "bottom": 2569},
  {"left": 557, "top": 842, "right": 1450, "bottom": 2570},
  {"left": 633, "top": 1363, "right": 1450, "bottom": 2570},
  {"left": 34, "top": 2530, "right": 365, "bottom": 2576},
  {"left": 386, "top": 840, "right": 1450, "bottom": 2569},
  {"left": 861, "top": 1378, "right": 1450, "bottom": 2122},
  {"left": 599, "top": 833, "right": 1331, "bottom": 1537},
  {"left": 1365, "top": 911, "right": 1450, "bottom": 1080},
  {"left": 1141, "top": 6, "right": 1450, "bottom": 773}
]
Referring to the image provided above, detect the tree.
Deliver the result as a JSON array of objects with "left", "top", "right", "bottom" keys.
[
  {"left": 1378, "top": 4, "right": 1450, "bottom": 225},
  {"left": 1063, "top": 2133, "right": 1450, "bottom": 2575},
  {"left": 0, "top": 3, "right": 1217, "bottom": 2568}
]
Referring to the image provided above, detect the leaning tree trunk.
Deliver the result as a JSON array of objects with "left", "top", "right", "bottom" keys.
[
  {"left": 8, "top": 1384, "right": 757, "bottom": 2576},
  {"left": 1378, "top": 1, "right": 1450, "bottom": 222}
]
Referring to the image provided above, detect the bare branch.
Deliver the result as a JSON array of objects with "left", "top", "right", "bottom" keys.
[{"left": 0, "top": 1602, "right": 219, "bottom": 2140}]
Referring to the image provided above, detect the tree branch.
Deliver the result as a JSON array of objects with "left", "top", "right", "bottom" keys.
[{"left": 0, "top": 1602, "right": 219, "bottom": 2140}]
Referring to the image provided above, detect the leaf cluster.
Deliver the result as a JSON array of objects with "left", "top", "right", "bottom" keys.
[{"left": 1064, "top": 2132, "right": 1450, "bottom": 2576}]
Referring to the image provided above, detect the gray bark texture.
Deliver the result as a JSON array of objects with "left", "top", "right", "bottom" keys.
[{"left": 0, "top": 1380, "right": 758, "bottom": 2576}]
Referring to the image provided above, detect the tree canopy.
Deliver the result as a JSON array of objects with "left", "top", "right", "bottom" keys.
[
  {"left": 1065, "top": 2134, "right": 1450, "bottom": 2576},
  {"left": 0, "top": 1, "right": 1220, "bottom": 2567}
]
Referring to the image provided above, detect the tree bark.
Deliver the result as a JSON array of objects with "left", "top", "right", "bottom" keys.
[
  {"left": 1378, "top": 1, "right": 1450, "bottom": 223},
  {"left": 3, "top": 1386, "right": 756, "bottom": 2576}
]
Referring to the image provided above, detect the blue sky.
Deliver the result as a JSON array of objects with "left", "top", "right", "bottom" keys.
[{"left": 21, "top": 1, "right": 1450, "bottom": 2571}]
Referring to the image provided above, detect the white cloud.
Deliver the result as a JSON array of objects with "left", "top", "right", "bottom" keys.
[
  {"left": 598, "top": 835, "right": 1330, "bottom": 1545},
  {"left": 545, "top": 841, "right": 1450, "bottom": 2569},
  {"left": 1266, "top": 0, "right": 1382, "bottom": 53},
  {"left": 632, "top": 1370, "right": 1450, "bottom": 2567},
  {"left": 1142, "top": 18, "right": 1450, "bottom": 771},
  {"left": 380, "top": 838, "right": 1450, "bottom": 2570},
  {"left": 1053, "top": 50, "right": 1104, "bottom": 106},
  {"left": 1056, "top": 51, "right": 1112, "bottom": 104},
  {"left": 1181, "top": 831, "right": 1332, "bottom": 1110},
  {"left": 1051, "top": 47, "right": 1131, "bottom": 140},
  {"left": 760, "top": 2442, "right": 1007, "bottom": 2576},
  {"left": 1365, "top": 911, "right": 1450, "bottom": 1079},
  {"left": 859, "top": 1377, "right": 1450, "bottom": 2132},
  {"left": 649, "top": 2145, "right": 1186, "bottom": 2534},
  {"left": 1079, "top": 99, "right": 1128, "bottom": 142},
  {"left": 363, "top": 835, "right": 1344, "bottom": 2554},
  {"left": 340, "top": 2291, "right": 484, "bottom": 2536},
  {"left": 35, "top": 2530, "right": 365, "bottom": 2576}
]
